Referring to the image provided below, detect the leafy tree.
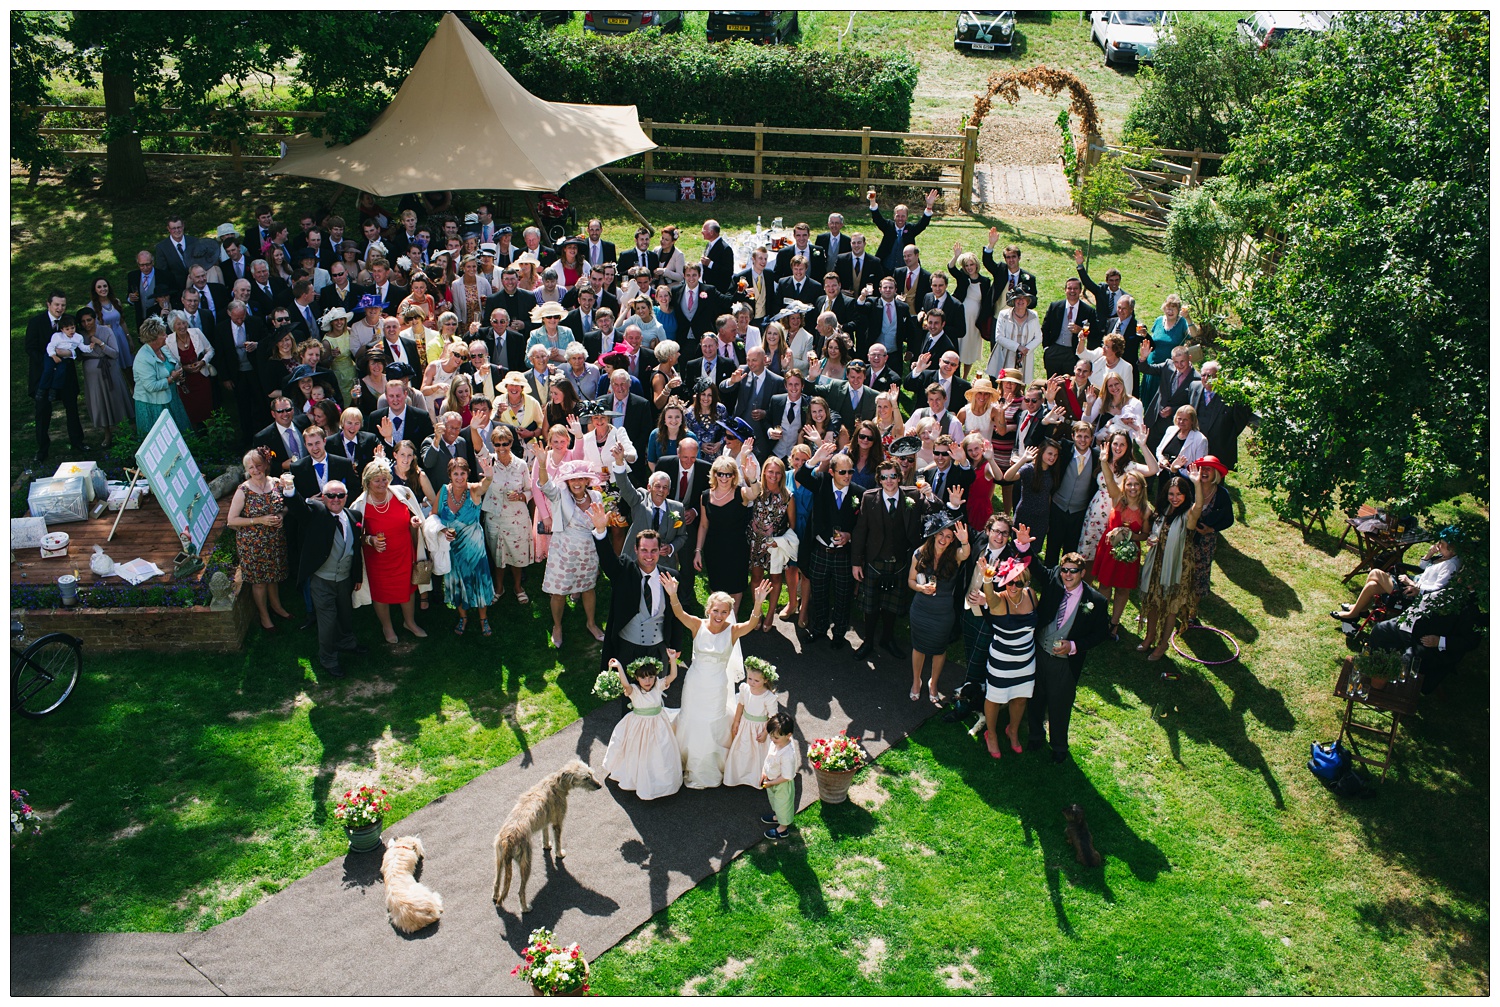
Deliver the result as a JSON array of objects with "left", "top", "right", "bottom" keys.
[
  {"left": 1162, "top": 177, "right": 1269, "bottom": 342},
  {"left": 10, "top": 12, "right": 66, "bottom": 186},
  {"left": 1076, "top": 155, "right": 1130, "bottom": 265},
  {"left": 1215, "top": 11, "right": 1488, "bottom": 522},
  {"left": 1124, "top": 20, "right": 1289, "bottom": 154}
]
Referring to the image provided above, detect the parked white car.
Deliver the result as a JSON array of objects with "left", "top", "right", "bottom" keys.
[{"left": 1090, "top": 10, "right": 1177, "bottom": 66}]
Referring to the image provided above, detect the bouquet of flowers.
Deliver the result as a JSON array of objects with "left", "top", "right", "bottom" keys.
[
  {"left": 11, "top": 789, "right": 39, "bottom": 835},
  {"left": 1110, "top": 534, "right": 1140, "bottom": 564},
  {"left": 512, "top": 928, "right": 590, "bottom": 995},
  {"left": 742, "top": 655, "right": 779, "bottom": 687},
  {"left": 333, "top": 785, "right": 391, "bottom": 829},
  {"left": 807, "top": 730, "right": 865, "bottom": 774},
  {"left": 592, "top": 668, "right": 623, "bottom": 701}
]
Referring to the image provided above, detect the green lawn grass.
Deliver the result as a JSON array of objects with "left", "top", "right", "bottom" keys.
[
  {"left": 9, "top": 588, "right": 607, "bottom": 932},
  {"left": 590, "top": 448, "right": 1489, "bottom": 995}
]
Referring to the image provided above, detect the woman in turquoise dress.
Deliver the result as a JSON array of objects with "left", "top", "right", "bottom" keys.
[
  {"left": 437, "top": 452, "right": 497, "bottom": 636},
  {"left": 131, "top": 315, "right": 191, "bottom": 434},
  {"left": 1138, "top": 293, "right": 1191, "bottom": 408}
]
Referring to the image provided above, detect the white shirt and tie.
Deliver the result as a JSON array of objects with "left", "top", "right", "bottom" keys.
[
  {"left": 340, "top": 434, "right": 361, "bottom": 462},
  {"left": 589, "top": 240, "right": 604, "bottom": 266},
  {"left": 774, "top": 397, "right": 803, "bottom": 459},
  {"left": 386, "top": 406, "right": 409, "bottom": 442},
  {"left": 276, "top": 422, "right": 303, "bottom": 461},
  {"left": 300, "top": 301, "right": 318, "bottom": 334},
  {"left": 194, "top": 284, "right": 216, "bottom": 314},
  {"left": 309, "top": 453, "right": 331, "bottom": 490},
  {"left": 682, "top": 284, "right": 701, "bottom": 319}
]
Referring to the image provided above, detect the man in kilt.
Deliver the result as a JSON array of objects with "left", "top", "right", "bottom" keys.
[
  {"left": 852, "top": 458, "right": 924, "bottom": 659},
  {"left": 795, "top": 439, "right": 863, "bottom": 649}
]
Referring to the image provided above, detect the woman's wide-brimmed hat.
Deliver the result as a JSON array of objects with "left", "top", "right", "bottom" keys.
[
  {"left": 513, "top": 251, "right": 542, "bottom": 269},
  {"left": 557, "top": 236, "right": 588, "bottom": 251},
  {"left": 771, "top": 299, "right": 814, "bottom": 322},
  {"left": 993, "top": 556, "right": 1028, "bottom": 586},
  {"left": 320, "top": 306, "right": 353, "bottom": 331},
  {"left": 1005, "top": 286, "right": 1032, "bottom": 305},
  {"left": 1196, "top": 455, "right": 1229, "bottom": 479},
  {"left": 557, "top": 458, "right": 601, "bottom": 485},
  {"left": 922, "top": 509, "right": 958, "bottom": 539},
  {"left": 965, "top": 375, "right": 998, "bottom": 402},
  {"left": 499, "top": 371, "right": 531, "bottom": 390},
  {"left": 888, "top": 435, "right": 921, "bottom": 458},
  {"left": 995, "top": 368, "right": 1025, "bottom": 387},
  {"left": 530, "top": 301, "right": 567, "bottom": 323},
  {"left": 288, "top": 364, "right": 332, "bottom": 384},
  {"left": 357, "top": 293, "right": 384, "bottom": 311}
]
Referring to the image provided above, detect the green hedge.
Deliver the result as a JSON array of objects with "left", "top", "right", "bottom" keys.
[{"left": 474, "top": 16, "right": 919, "bottom": 196}]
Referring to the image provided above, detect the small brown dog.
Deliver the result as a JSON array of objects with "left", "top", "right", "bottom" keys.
[
  {"left": 493, "top": 758, "right": 602, "bottom": 913},
  {"left": 382, "top": 835, "right": 444, "bottom": 933},
  {"left": 1063, "top": 804, "right": 1102, "bottom": 867}
]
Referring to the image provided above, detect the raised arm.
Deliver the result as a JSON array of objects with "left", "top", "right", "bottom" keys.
[
  {"left": 731, "top": 579, "right": 773, "bottom": 640},
  {"left": 656, "top": 570, "right": 701, "bottom": 636}
]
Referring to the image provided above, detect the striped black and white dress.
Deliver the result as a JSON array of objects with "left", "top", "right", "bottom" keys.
[{"left": 985, "top": 600, "right": 1038, "bottom": 703}]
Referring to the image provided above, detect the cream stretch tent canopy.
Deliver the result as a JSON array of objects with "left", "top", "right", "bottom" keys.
[{"left": 271, "top": 12, "right": 656, "bottom": 195}]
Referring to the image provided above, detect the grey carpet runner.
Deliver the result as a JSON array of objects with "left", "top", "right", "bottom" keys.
[{"left": 15, "top": 622, "right": 940, "bottom": 996}]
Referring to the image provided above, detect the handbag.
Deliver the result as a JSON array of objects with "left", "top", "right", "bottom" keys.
[
  {"left": 1307, "top": 740, "right": 1348, "bottom": 782},
  {"left": 412, "top": 558, "right": 434, "bottom": 586}
]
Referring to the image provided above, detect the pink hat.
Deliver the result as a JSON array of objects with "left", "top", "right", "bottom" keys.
[
  {"left": 557, "top": 459, "right": 601, "bottom": 485},
  {"left": 993, "top": 557, "right": 1028, "bottom": 586}
]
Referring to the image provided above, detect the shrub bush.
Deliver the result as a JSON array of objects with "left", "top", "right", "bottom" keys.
[{"left": 470, "top": 16, "right": 920, "bottom": 197}]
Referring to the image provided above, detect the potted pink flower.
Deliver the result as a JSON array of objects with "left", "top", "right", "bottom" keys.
[
  {"left": 807, "top": 730, "right": 867, "bottom": 804},
  {"left": 333, "top": 785, "right": 390, "bottom": 853},
  {"left": 512, "top": 928, "right": 590, "bottom": 996}
]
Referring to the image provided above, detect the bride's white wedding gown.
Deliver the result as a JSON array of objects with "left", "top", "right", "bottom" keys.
[{"left": 672, "top": 622, "right": 744, "bottom": 789}]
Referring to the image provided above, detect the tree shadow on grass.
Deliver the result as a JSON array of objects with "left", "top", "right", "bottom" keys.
[
  {"left": 1353, "top": 895, "right": 1488, "bottom": 992},
  {"left": 1215, "top": 537, "right": 1302, "bottom": 618},
  {"left": 1149, "top": 661, "right": 1286, "bottom": 810},
  {"left": 1339, "top": 647, "right": 1490, "bottom": 908}
]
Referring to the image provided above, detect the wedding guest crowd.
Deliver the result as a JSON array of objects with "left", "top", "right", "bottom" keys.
[{"left": 26, "top": 192, "right": 1267, "bottom": 759}]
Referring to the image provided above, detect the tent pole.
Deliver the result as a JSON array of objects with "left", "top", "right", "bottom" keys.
[{"left": 592, "top": 169, "right": 653, "bottom": 236}]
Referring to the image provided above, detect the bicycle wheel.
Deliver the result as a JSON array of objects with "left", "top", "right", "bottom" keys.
[{"left": 12, "top": 633, "right": 82, "bottom": 717}]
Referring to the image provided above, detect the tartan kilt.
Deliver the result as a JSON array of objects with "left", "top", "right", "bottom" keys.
[{"left": 858, "top": 556, "right": 911, "bottom": 615}]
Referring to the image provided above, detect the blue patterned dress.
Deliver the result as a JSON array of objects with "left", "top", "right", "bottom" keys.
[{"left": 438, "top": 485, "right": 495, "bottom": 611}]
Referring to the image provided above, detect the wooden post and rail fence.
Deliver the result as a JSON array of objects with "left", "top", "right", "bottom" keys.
[
  {"left": 1081, "top": 133, "right": 1226, "bottom": 227},
  {"left": 22, "top": 104, "right": 982, "bottom": 212}
]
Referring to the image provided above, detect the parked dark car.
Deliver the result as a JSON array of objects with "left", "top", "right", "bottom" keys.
[
  {"left": 583, "top": 11, "right": 684, "bottom": 34},
  {"left": 706, "top": 10, "right": 800, "bottom": 43},
  {"left": 954, "top": 10, "right": 1017, "bottom": 52}
]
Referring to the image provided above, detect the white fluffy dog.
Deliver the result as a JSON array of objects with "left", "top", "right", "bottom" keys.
[{"left": 382, "top": 835, "right": 444, "bottom": 933}]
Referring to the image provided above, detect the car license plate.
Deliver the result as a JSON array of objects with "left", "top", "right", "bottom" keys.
[
  {"left": 971, "top": 42, "right": 995, "bottom": 50},
  {"left": 727, "top": 24, "right": 750, "bottom": 31},
  {"left": 607, "top": 17, "right": 630, "bottom": 25}
]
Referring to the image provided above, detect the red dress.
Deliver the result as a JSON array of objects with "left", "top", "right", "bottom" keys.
[
  {"left": 176, "top": 338, "right": 214, "bottom": 426},
  {"left": 1091, "top": 505, "right": 1144, "bottom": 589},
  {"left": 361, "top": 496, "right": 416, "bottom": 604}
]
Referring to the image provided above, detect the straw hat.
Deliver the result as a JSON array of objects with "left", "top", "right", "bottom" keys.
[
  {"left": 529, "top": 301, "right": 567, "bottom": 323},
  {"left": 513, "top": 251, "right": 542, "bottom": 269},
  {"left": 499, "top": 371, "right": 531, "bottom": 391},
  {"left": 964, "top": 375, "right": 998, "bottom": 403},
  {"left": 995, "top": 368, "right": 1025, "bottom": 387}
]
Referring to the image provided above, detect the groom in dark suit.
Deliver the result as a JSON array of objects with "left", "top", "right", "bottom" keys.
[
  {"left": 1016, "top": 529, "right": 1110, "bottom": 762},
  {"left": 591, "top": 502, "right": 681, "bottom": 708}
]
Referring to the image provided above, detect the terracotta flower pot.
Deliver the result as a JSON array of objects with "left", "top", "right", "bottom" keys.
[
  {"left": 345, "top": 819, "right": 384, "bottom": 853},
  {"left": 815, "top": 767, "right": 856, "bottom": 804}
]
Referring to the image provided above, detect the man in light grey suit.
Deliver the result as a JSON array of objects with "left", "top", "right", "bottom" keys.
[
  {"left": 608, "top": 443, "right": 688, "bottom": 569},
  {"left": 719, "top": 345, "right": 783, "bottom": 442}
]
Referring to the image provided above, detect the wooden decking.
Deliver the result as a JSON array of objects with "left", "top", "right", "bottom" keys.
[
  {"left": 12, "top": 499, "right": 229, "bottom": 589},
  {"left": 972, "top": 161, "right": 1075, "bottom": 210}
]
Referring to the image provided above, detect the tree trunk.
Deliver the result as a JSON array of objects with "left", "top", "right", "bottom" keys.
[{"left": 100, "top": 68, "right": 146, "bottom": 200}]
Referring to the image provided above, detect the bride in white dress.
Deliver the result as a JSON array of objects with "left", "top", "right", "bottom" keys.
[{"left": 657, "top": 574, "right": 774, "bottom": 789}]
